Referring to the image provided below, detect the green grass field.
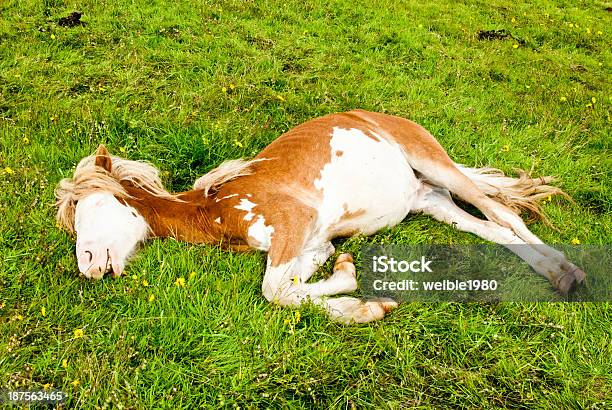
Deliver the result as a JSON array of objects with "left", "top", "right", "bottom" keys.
[{"left": 1, "top": 0, "right": 610, "bottom": 407}]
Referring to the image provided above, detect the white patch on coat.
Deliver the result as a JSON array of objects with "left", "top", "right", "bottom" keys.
[
  {"left": 74, "top": 192, "right": 149, "bottom": 279},
  {"left": 214, "top": 217, "right": 221, "bottom": 224},
  {"left": 215, "top": 193, "right": 238, "bottom": 202},
  {"left": 247, "top": 215, "right": 275, "bottom": 251},
  {"left": 313, "top": 127, "right": 421, "bottom": 237},
  {"left": 234, "top": 198, "right": 257, "bottom": 221}
]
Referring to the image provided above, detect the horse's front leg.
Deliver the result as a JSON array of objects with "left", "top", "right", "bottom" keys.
[{"left": 262, "top": 241, "right": 397, "bottom": 324}]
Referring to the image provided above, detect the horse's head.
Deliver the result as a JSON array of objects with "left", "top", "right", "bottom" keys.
[{"left": 55, "top": 145, "right": 154, "bottom": 279}]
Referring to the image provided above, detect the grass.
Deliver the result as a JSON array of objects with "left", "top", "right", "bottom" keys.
[{"left": 0, "top": 0, "right": 610, "bottom": 407}]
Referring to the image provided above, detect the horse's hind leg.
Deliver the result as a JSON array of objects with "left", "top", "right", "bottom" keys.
[{"left": 413, "top": 185, "right": 582, "bottom": 293}]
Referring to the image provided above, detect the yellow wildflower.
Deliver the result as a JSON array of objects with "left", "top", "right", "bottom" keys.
[
  {"left": 175, "top": 277, "right": 186, "bottom": 287},
  {"left": 294, "top": 311, "right": 301, "bottom": 324},
  {"left": 62, "top": 359, "right": 68, "bottom": 368},
  {"left": 546, "top": 195, "right": 552, "bottom": 202},
  {"left": 586, "top": 28, "right": 591, "bottom": 34},
  {"left": 512, "top": 44, "right": 519, "bottom": 49},
  {"left": 591, "top": 97, "right": 596, "bottom": 104},
  {"left": 41, "top": 307, "right": 46, "bottom": 316},
  {"left": 229, "top": 83, "right": 235, "bottom": 90},
  {"left": 4, "top": 167, "right": 14, "bottom": 174},
  {"left": 570, "top": 238, "right": 581, "bottom": 245},
  {"left": 568, "top": 23, "right": 574, "bottom": 28},
  {"left": 119, "top": 146, "right": 127, "bottom": 153},
  {"left": 71, "top": 379, "right": 80, "bottom": 387},
  {"left": 597, "top": 31, "right": 603, "bottom": 35},
  {"left": 132, "top": 274, "right": 138, "bottom": 280},
  {"left": 189, "top": 271, "right": 196, "bottom": 280},
  {"left": 74, "top": 328, "right": 84, "bottom": 338},
  {"left": 0, "top": 301, "right": 5, "bottom": 309},
  {"left": 559, "top": 96, "right": 567, "bottom": 102},
  {"left": 23, "top": 136, "right": 30, "bottom": 144},
  {"left": 222, "top": 86, "right": 227, "bottom": 93},
  {"left": 234, "top": 140, "right": 243, "bottom": 148},
  {"left": 511, "top": 17, "right": 516, "bottom": 23},
  {"left": 148, "top": 293, "right": 155, "bottom": 302},
  {"left": 43, "top": 383, "right": 51, "bottom": 390},
  {"left": 14, "top": 314, "right": 23, "bottom": 321},
  {"left": 501, "top": 145, "right": 510, "bottom": 152},
  {"left": 142, "top": 279, "right": 149, "bottom": 287},
  {"left": 50, "top": 34, "right": 56, "bottom": 39}
]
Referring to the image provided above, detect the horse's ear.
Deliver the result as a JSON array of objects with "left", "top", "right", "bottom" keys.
[{"left": 94, "top": 144, "right": 112, "bottom": 172}]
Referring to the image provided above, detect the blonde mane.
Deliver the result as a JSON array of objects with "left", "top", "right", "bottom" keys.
[
  {"left": 56, "top": 153, "right": 263, "bottom": 233},
  {"left": 55, "top": 155, "right": 176, "bottom": 233},
  {"left": 193, "top": 158, "right": 266, "bottom": 196}
]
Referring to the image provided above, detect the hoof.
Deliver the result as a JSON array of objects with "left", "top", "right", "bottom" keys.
[{"left": 556, "top": 266, "right": 586, "bottom": 295}]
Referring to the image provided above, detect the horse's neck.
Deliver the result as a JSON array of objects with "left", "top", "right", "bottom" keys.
[{"left": 124, "top": 185, "right": 221, "bottom": 244}]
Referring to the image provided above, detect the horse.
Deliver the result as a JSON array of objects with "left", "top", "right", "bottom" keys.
[{"left": 55, "top": 110, "right": 586, "bottom": 323}]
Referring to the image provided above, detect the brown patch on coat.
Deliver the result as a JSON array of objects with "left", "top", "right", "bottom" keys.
[{"left": 335, "top": 150, "right": 344, "bottom": 157}]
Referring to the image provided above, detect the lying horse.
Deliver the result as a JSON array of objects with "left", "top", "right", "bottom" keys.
[{"left": 55, "top": 110, "right": 585, "bottom": 323}]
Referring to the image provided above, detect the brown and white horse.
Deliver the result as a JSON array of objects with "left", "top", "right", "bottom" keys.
[{"left": 55, "top": 110, "right": 585, "bottom": 323}]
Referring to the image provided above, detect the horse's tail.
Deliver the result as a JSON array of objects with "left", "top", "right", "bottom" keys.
[{"left": 455, "top": 165, "right": 572, "bottom": 227}]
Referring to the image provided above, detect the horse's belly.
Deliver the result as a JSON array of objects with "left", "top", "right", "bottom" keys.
[{"left": 313, "top": 126, "right": 420, "bottom": 238}]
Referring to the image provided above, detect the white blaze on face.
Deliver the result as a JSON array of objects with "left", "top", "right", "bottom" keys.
[
  {"left": 234, "top": 198, "right": 257, "bottom": 221},
  {"left": 74, "top": 192, "right": 149, "bottom": 279},
  {"left": 247, "top": 215, "right": 275, "bottom": 251}
]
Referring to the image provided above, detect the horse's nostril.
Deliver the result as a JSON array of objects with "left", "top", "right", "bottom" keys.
[{"left": 85, "top": 250, "right": 93, "bottom": 263}]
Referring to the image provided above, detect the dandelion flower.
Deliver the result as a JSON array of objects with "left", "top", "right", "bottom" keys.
[
  {"left": 142, "top": 279, "right": 149, "bottom": 287},
  {"left": 512, "top": 44, "right": 519, "bottom": 49},
  {"left": 568, "top": 23, "right": 574, "bottom": 28},
  {"left": 175, "top": 277, "right": 186, "bottom": 287},
  {"left": 511, "top": 17, "right": 516, "bottom": 23},
  {"left": 4, "top": 167, "right": 14, "bottom": 174},
  {"left": 148, "top": 293, "right": 155, "bottom": 302},
  {"left": 571, "top": 238, "right": 581, "bottom": 245},
  {"left": 62, "top": 359, "right": 68, "bottom": 368},
  {"left": 74, "top": 328, "right": 84, "bottom": 338},
  {"left": 294, "top": 311, "right": 301, "bottom": 324},
  {"left": 229, "top": 83, "right": 235, "bottom": 90},
  {"left": 591, "top": 97, "right": 596, "bottom": 104},
  {"left": 43, "top": 383, "right": 51, "bottom": 390},
  {"left": 559, "top": 96, "right": 567, "bottom": 102},
  {"left": 41, "top": 307, "right": 46, "bottom": 316},
  {"left": 501, "top": 145, "right": 510, "bottom": 152},
  {"left": 71, "top": 379, "right": 80, "bottom": 387},
  {"left": 23, "top": 136, "right": 30, "bottom": 144}
]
